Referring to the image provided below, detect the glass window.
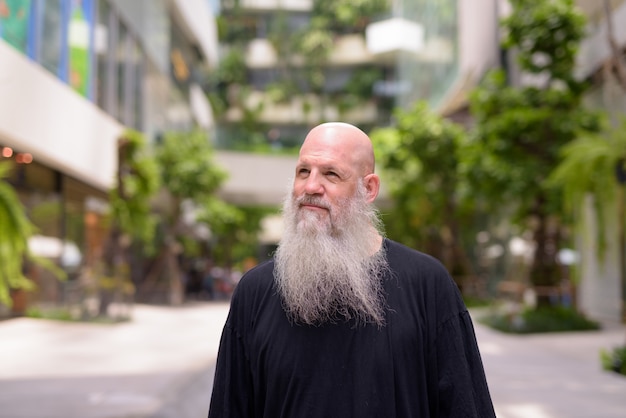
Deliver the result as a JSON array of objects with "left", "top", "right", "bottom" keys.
[
  {"left": 249, "top": 68, "right": 280, "bottom": 89},
  {"left": 38, "top": 0, "right": 64, "bottom": 75},
  {"left": 95, "top": 0, "right": 111, "bottom": 111},
  {"left": 323, "top": 68, "right": 352, "bottom": 93},
  {"left": 121, "top": 35, "right": 136, "bottom": 127},
  {"left": 170, "top": 23, "right": 194, "bottom": 90},
  {"left": 7, "top": 161, "right": 63, "bottom": 238},
  {"left": 0, "top": 0, "right": 31, "bottom": 52},
  {"left": 94, "top": 2, "right": 144, "bottom": 127},
  {"left": 132, "top": 43, "right": 144, "bottom": 130},
  {"left": 116, "top": 22, "right": 128, "bottom": 122},
  {"left": 68, "top": 0, "right": 94, "bottom": 98},
  {"left": 102, "top": 2, "right": 118, "bottom": 116}
]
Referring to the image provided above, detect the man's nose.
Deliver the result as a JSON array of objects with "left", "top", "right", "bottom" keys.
[{"left": 303, "top": 173, "right": 324, "bottom": 195}]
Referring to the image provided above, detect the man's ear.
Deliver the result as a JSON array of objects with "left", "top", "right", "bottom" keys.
[{"left": 363, "top": 173, "right": 380, "bottom": 203}]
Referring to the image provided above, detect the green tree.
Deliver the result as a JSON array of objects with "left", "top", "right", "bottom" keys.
[
  {"left": 99, "top": 130, "right": 160, "bottom": 316},
  {"left": 151, "top": 130, "right": 230, "bottom": 304},
  {"left": 466, "top": 0, "right": 602, "bottom": 304},
  {"left": 110, "top": 131, "right": 160, "bottom": 247},
  {"left": 313, "top": 0, "right": 388, "bottom": 31},
  {"left": 199, "top": 203, "right": 273, "bottom": 270},
  {"left": 371, "top": 102, "right": 476, "bottom": 288}
]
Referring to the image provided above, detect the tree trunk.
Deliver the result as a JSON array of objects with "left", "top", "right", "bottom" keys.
[
  {"left": 10, "top": 288, "right": 28, "bottom": 316},
  {"left": 530, "top": 209, "right": 562, "bottom": 307},
  {"left": 101, "top": 226, "right": 123, "bottom": 317},
  {"left": 444, "top": 197, "right": 477, "bottom": 292},
  {"left": 165, "top": 239, "right": 184, "bottom": 306},
  {"left": 99, "top": 137, "right": 131, "bottom": 316}
]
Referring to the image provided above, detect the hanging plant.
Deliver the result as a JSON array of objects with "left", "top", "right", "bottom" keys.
[
  {"left": 548, "top": 116, "right": 626, "bottom": 258},
  {"left": 0, "top": 162, "right": 66, "bottom": 307}
]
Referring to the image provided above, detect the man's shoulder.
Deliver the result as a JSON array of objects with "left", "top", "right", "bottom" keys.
[
  {"left": 236, "top": 259, "right": 275, "bottom": 290},
  {"left": 385, "top": 239, "right": 443, "bottom": 266},
  {"left": 244, "top": 258, "right": 275, "bottom": 275},
  {"left": 384, "top": 239, "right": 462, "bottom": 308},
  {"left": 228, "top": 259, "right": 276, "bottom": 315}
]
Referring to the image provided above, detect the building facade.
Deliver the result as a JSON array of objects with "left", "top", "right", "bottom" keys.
[
  {"left": 213, "top": 0, "right": 395, "bottom": 151},
  {"left": 0, "top": 0, "right": 218, "bottom": 312},
  {"left": 211, "top": 0, "right": 500, "bottom": 200},
  {"left": 573, "top": 0, "right": 626, "bottom": 322}
]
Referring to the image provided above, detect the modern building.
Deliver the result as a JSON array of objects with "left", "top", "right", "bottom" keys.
[
  {"left": 573, "top": 0, "right": 626, "bottom": 322},
  {"left": 212, "top": 0, "right": 500, "bottom": 200},
  {"left": 213, "top": 0, "right": 395, "bottom": 153},
  {"left": 0, "top": 0, "right": 219, "bottom": 312},
  {"left": 211, "top": 0, "right": 501, "bottom": 266}
]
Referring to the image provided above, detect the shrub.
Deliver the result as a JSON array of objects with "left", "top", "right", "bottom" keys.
[
  {"left": 480, "top": 305, "right": 600, "bottom": 334},
  {"left": 601, "top": 346, "right": 626, "bottom": 376}
]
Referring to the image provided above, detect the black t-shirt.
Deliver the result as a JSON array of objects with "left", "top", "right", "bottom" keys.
[{"left": 208, "top": 239, "right": 495, "bottom": 418}]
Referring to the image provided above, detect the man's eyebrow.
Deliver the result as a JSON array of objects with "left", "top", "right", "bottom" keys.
[{"left": 297, "top": 158, "right": 346, "bottom": 174}]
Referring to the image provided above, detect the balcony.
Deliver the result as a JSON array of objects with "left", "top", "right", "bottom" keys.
[
  {"left": 246, "top": 39, "right": 278, "bottom": 68},
  {"left": 233, "top": 0, "right": 312, "bottom": 12},
  {"left": 223, "top": 90, "right": 378, "bottom": 125},
  {"left": 328, "top": 34, "right": 375, "bottom": 65},
  {"left": 245, "top": 34, "right": 378, "bottom": 69},
  {"left": 365, "top": 17, "right": 425, "bottom": 63}
]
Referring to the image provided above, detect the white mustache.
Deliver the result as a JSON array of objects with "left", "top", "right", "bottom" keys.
[{"left": 297, "top": 195, "right": 331, "bottom": 210}]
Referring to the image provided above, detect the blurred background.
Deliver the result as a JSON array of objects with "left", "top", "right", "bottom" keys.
[
  {"left": 0, "top": 0, "right": 626, "bottom": 373},
  {"left": 3, "top": 1, "right": 626, "bottom": 417}
]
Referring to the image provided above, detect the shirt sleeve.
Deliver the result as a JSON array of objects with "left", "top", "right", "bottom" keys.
[
  {"left": 208, "top": 323, "right": 254, "bottom": 418},
  {"left": 435, "top": 310, "right": 496, "bottom": 418}
]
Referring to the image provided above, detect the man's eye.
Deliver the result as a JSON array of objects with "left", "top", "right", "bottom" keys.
[
  {"left": 327, "top": 172, "right": 339, "bottom": 178},
  {"left": 298, "top": 168, "right": 309, "bottom": 176}
]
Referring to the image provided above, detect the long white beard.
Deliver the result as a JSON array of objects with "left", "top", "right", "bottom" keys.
[{"left": 274, "top": 182, "right": 389, "bottom": 327}]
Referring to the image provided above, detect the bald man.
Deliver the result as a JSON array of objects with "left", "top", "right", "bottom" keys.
[{"left": 208, "top": 123, "right": 495, "bottom": 418}]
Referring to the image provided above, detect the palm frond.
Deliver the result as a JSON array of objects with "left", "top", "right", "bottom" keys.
[
  {"left": 0, "top": 162, "right": 66, "bottom": 307},
  {"left": 549, "top": 118, "right": 626, "bottom": 258}
]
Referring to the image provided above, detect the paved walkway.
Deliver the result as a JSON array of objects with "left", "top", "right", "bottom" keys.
[
  {"left": 0, "top": 302, "right": 231, "bottom": 418},
  {"left": 0, "top": 302, "right": 624, "bottom": 417},
  {"left": 476, "top": 314, "right": 626, "bottom": 418}
]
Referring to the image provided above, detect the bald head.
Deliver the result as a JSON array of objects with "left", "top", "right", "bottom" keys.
[{"left": 300, "top": 122, "right": 375, "bottom": 176}]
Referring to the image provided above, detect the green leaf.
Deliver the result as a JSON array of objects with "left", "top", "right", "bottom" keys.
[{"left": 0, "top": 162, "right": 66, "bottom": 307}]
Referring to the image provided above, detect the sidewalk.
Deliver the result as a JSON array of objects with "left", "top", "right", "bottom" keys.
[
  {"left": 0, "top": 302, "right": 625, "bottom": 417},
  {"left": 0, "top": 301, "right": 231, "bottom": 418},
  {"left": 476, "top": 315, "right": 626, "bottom": 418}
]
